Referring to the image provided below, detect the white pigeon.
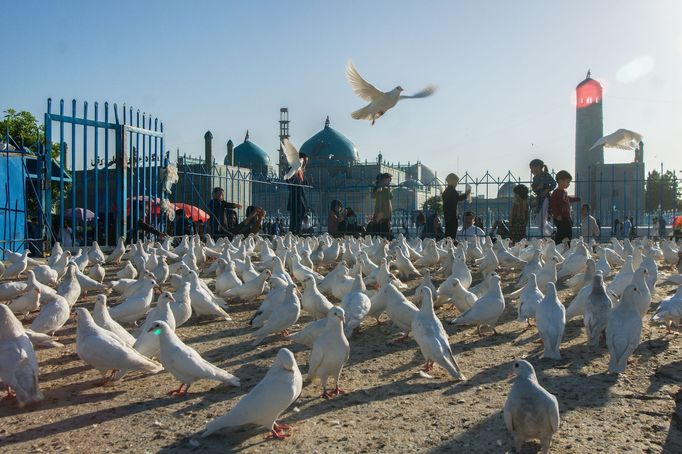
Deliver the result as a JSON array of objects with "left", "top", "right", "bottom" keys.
[
  {"left": 0, "top": 304, "right": 43, "bottom": 408},
  {"left": 339, "top": 274, "right": 372, "bottom": 338},
  {"left": 535, "top": 257, "right": 559, "bottom": 292},
  {"left": 116, "top": 261, "right": 138, "bottom": 279},
  {"left": 75, "top": 307, "right": 162, "bottom": 384},
  {"left": 170, "top": 283, "right": 193, "bottom": 328},
  {"left": 30, "top": 295, "right": 70, "bottom": 335},
  {"left": 151, "top": 256, "right": 169, "bottom": 284},
  {"left": 92, "top": 295, "right": 137, "bottom": 347},
  {"left": 606, "top": 285, "right": 643, "bottom": 374},
  {"left": 202, "top": 348, "right": 302, "bottom": 440},
  {"left": 134, "top": 293, "right": 177, "bottom": 359},
  {"left": 450, "top": 273, "right": 505, "bottom": 335},
  {"left": 3, "top": 250, "right": 29, "bottom": 279},
  {"left": 590, "top": 128, "right": 642, "bottom": 151},
  {"left": 250, "top": 282, "right": 289, "bottom": 328},
  {"left": 106, "top": 236, "right": 126, "bottom": 264},
  {"left": 535, "top": 283, "right": 566, "bottom": 360},
  {"left": 504, "top": 359, "right": 560, "bottom": 454},
  {"left": 8, "top": 287, "right": 41, "bottom": 318},
  {"left": 346, "top": 60, "right": 436, "bottom": 125},
  {"left": 108, "top": 278, "right": 158, "bottom": 324},
  {"left": 222, "top": 269, "right": 271, "bottom": 301},
  {"left": 32, "top": 264, "right": 59, "bottom": 286},
  {"left": 75, "top": 267, "right": 109, "bottom": 294},
  {"left": 24, "top": 329, "right": 64, "bottom": 349},
  {"left": 280, "top": 138, "right": 303, "bottom": 180},
  {"left": 89, "top": 241, "right": 106, "bottom": 264},
  {"left": 393, "top": 247, "right": 421, "bottom": 280},
  {"left": 381, "top": 283, "right": 419, "bottom": 342},
  {"left": 187, "top": 271, "right": 231, "bottom": 321},
  {"left": 57, "top": 264, "right": 82, "bottom": 307},
  {"left": 307, "top": 307, "right": 350, "bottom": 398},
  {"left": 285, "top": 317, "right": 327, "bottom": 348},
  {"left": 447, "top": 278, "right": 477, "bottom": 313},
  {"left": 251, "top": 285, "right": 301, "bottom": 346},
  {"left": 516, "top": 274, "right": 544, "bottom": 327},
  {"left": 88, "top": 263, "right": 106, "bottom": 283},
  {"left": 0, "top": 281, "right": 28, "bottom": 301},
  {"left": 214, "top": 260, "right": 243, "bottom": 293},
  {"left": 300, "top": 276, "right": 333, "bottom": 320},
  {"left": 148, "top": 321, "right": 239, "bottom": 396},
  {"left": 651, "top": 286, "right": 682, "bottom": 333},
  {"left": 584, "top": 274, "right": 612, "bottom": 347},
  {"left": 557, "top": 243, "right": 588, "bottom": 280},
  {"left": 411, "top": 287, "right": 466, "bottom": 381}
]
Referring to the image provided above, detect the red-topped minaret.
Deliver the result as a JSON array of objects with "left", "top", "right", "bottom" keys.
[{"left": 575, "top": 69, "right": 604, "bottom": 209}]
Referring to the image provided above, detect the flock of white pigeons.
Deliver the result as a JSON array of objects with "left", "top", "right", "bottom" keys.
[{"left": 1, "top": 231, "right": 682, "bottom": 452}]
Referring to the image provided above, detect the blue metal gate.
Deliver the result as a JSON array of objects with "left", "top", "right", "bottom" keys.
[{"left": 43, "top": 99, "right": 165, "bottom": 248}]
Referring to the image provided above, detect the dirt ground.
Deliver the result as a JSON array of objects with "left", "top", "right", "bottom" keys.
[{"left": 1, "top": 256, "right": 681, "bottom": 454}]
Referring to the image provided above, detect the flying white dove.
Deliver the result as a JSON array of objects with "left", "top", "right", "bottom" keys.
[
  {"left": 346, "top": 60, "right": 437, "bottom": 125},
  {"left": 590, "top": 128, "right": 642, "bottom": 151},
  {"left": 202, "top": 348, "right": 302, "bottom": 440},
  {"left": 281, "top": 138, "right": 303, "bottom": 180}
]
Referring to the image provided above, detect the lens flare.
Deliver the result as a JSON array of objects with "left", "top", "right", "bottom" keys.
[{"left": 617, "top": 56, "right": 655, "bottom": 83}]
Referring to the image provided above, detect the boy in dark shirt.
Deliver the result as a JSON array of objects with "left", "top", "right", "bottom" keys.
[{"left": 549, "top": 170, "right": 580, "bottom": 243}]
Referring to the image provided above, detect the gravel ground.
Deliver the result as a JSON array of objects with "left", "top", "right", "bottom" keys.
[{"left": 1, "top": 258, "right": 681, "bottom": 454}]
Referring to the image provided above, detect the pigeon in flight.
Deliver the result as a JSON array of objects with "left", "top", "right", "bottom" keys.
[
  {"left": 346, "top": 60, "right": 436, "bottom": 125},
  {"left": 281, "top": 139, "right": 303, "bottom": 180},
  {"left": 590, "top": 129, "right": 643, "bottom": 151}
]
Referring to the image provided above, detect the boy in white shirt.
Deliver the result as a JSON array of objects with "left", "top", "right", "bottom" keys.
[
  {"left": 580, "top": 204, "right": 600, "bottom": 240},
  {"left": 457, "top": 211, "right": 486, "bottom": 242}
]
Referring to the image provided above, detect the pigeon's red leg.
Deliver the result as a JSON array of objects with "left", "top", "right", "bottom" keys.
[
  {"left": 331, "top": 387, "right": 346, "bottom": 396},
  {"left": 168, "top": 383, "right": 187, "bottom": 396},
  {"left": 281, "top": 329, "right": 289, "bottom": 337},
  {"left": 420, "top": 360, "right": 434, "bottom": 372},
  {"left": 273, "top": 422, "right": 291, "bottom": 431},
  {"left": 320, "top": 387, "right": 334, "bottom": 399},
  {"left": 266, "top": 429, "right": 289, "bottom": 440},
  {"left": 2, "top": 387, "right": 16, "bottom": 400}
]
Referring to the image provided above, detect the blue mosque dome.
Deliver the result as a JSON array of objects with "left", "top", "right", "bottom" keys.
[
  {"left": 300, "top": 117, "right": 359, "bottom": 166},
  {"left": 232, "top": 131, "right": 270, "bottom": 169}
]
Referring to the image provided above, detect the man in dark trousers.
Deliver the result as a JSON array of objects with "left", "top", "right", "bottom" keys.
[
  {"left": 207, "top": 187, "right": 241, "bottom": 237},
  {"left": 286, "top": 152, "right": 309, "bottom": 235}
]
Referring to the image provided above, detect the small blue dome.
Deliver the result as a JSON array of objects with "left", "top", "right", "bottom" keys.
[
  {"left": 233, "top": 131, "right": 270, "bottom": 169},
  {"left": 300, "top": 117, "right": 359, "bottom": 166}
]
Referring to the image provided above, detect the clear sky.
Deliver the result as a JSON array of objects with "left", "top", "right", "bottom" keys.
[{"left": 1, "top": 0, "right": 681, "bottom": 180}]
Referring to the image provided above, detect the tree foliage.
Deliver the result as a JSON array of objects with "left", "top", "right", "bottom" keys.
[
  {"left": 645, "top": 170, "right": 681, "bottom": 211},
  {"left": 423, "top": 195, "right": 443, "bottom": 215}
]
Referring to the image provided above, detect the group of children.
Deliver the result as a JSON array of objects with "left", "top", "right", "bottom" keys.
[{"left": 327, "top": 160, "right": 589, "bottom": 244}]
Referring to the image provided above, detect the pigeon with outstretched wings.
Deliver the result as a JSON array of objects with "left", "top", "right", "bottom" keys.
[
  {"left": 346, "top": 60, "right": 437, "bottom": 125},
  {"left": 590, "top": 129, "right": 643, "bottom": 151},
  {"left": 281, "top": 139, "right": 302, "bottom": 180}
]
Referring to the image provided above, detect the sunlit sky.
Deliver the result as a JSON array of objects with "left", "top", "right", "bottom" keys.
[{"left": 1, "top": 0, "right": 681, "bottom": 180}]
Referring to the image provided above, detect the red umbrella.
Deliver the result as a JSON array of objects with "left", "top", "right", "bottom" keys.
[{"left": 173, "top": 203, "right": 210, "bottom": 222}]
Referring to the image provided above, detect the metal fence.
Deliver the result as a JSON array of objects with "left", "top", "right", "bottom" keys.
[{"left": 2, "top": 98, "right": 681, "bottom": 255}]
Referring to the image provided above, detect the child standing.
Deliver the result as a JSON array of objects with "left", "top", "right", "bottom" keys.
[
  {"left": 441, "top": 173, "right": 471, "bottom": 239},
  {"left": 549, "top": 170, "right": 580, "bottom": 243},
  {"left": 529, "top": 159, "right": 556, "bottom": 237},
  {"left": 510, "top": 184, "right": 529, "bottom": 243}
]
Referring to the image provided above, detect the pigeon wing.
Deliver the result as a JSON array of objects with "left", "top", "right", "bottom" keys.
[
  {"left": 346, "top": 60, "right": 384, "bottom": 102},
  {"left": 281, "top": 139, "right": 301, "bottom": 180}
]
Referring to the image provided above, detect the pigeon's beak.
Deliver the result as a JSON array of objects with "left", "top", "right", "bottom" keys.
[
  {"left": 168, "top": 294, "right": 176, "bottom": 302},
  {"left": 147, "top": 326, "right": 157, "bottom": 333},
  {"left": 507, "top": 371, "right": 515, "bottom": 379}
]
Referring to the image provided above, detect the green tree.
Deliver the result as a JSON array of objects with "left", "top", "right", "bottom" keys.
[
  {"left": 645, "top": 170, "right": 681, "bottom": 211},
  {"left": 1, "top": 108, "right": 65, "bottom": 216},
  {"left": 0, "top": 108, "right": 42, "bottom": 149},
  {"left": 423, "top": 195, "right": 443, "bottom": 215}
]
